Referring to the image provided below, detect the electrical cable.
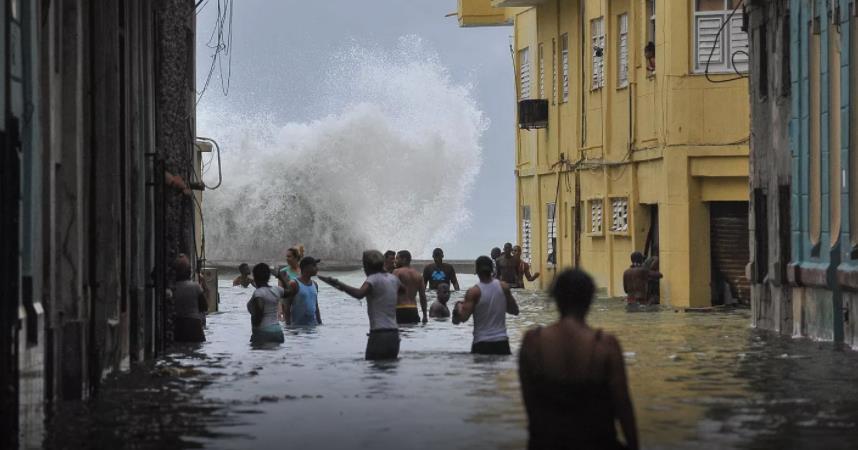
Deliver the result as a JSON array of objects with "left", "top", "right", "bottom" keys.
[
  {"left": 704, "top": 0, "right": 748, "bottom": 83},
  {"left": 196, "top": 137, "right": 223, "bottom": 190}
]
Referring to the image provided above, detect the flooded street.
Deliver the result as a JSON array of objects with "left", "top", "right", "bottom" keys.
[{"left": 45, "top": 270, "right": 858, "bottom": 450}]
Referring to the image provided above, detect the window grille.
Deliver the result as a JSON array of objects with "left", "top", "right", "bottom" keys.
[
  {"left": 610, "top": 198, "right": 629, "bottom": 232},
  {"left": 538, "top": 43, "right": 545, "bottom": 99},
  {"left": 592, "top": 17, "right": 606, "bottom": 89},
  {"left": 618, "top": 13, "right": 629, "bottom": 87},
  {"left": 561, "top": 33, "right": 569, "bottom": 102},
  {"left": 552, "top": 39, "right": 558, "bottom": 103},
  {"left": 521, "top": 206, "right": 532, "bottom": 263},
  {"left": 590, "top": 199, "right": 604, "bottom": 233},
  {"left": 519, "top": 47, "right": 531, "bottom": 100}
]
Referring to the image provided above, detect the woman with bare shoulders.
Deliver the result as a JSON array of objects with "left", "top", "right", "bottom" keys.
[{"left": 518, "top": 269, "right": 638, "bottom": 450}]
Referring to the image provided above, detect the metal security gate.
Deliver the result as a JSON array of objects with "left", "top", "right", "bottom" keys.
[{"left": 710, "top": 202, "right": 751, "bottom": 305}]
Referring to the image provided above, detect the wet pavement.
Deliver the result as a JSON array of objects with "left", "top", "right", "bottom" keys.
[{"left": 44, "top": 270, "right": 858, "bottom": 449}]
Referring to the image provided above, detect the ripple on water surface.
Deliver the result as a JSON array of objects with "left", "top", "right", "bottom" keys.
[{"left": 45, "top": 271, "right": 858, "bottom": 450}]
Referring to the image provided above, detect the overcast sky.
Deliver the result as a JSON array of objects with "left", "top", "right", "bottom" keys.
[{"left": 196, "top": 1, "right": 516, "bottom": 259}]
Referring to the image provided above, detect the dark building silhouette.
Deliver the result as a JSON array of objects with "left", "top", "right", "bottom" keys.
[{"left": 0, "top": 1, "right": 199, "bottom": 447}]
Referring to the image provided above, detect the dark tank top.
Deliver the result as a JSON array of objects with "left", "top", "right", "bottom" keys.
[{"left": 524, "top": 328, "right": 624, "bottom": 450}]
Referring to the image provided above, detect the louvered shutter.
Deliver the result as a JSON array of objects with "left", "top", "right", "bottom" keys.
[
  {"left": 696, "top": 14, "right": 724, "bottom": 70},
  {"left": 618, "top": 14, "right": 629, "bottom": 87},
  {"left": 729, "top": 14, "right": 749, "bottom": 72},
  {"left": 538, "top": 43, "right": 545, "bottom": 99},
  {"left": 592, "top": 18, "right": 605, "bottom": 89},
  {"left": 561, "top": 34, "right": 569, "bottom": 102},
  {"left": 519, "top": 47, "right": 531, "bottom": 100}
]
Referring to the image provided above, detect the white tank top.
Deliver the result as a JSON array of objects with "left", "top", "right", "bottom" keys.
[{"left": 473, "top": 279, "right": 508, "bottom": 343}]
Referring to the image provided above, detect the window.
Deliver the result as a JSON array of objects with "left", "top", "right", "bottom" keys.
[
  {"left": 519, "top": 47, "right": 531, "bottom": 100},
  {"left": 809, "top": 18, "right": 821, "bottom": 249},
  {"left": 694, "top": 0, "right": 749, "bottom": 73},
  {"left": 538, "top": 43, "right": 545, "bottom": 99},
  {"left": 547, "top": 203, "right": 557, "bottom": 264},
  {"left": 645, "top": 0, "right": 656, "bottom": 73},
  {"left": 646, "top": 0, "right": 656, "bottom": 46},
  {"left": 610, "top": 198, "right": 629, "bottom": 232},
  {"left": 591, "top": 17, "right": 606, "bottom": 90},
  {"left": 618, "top": 13, "right": 629, "bottom": 87},
  {"left": 521, "top": 206, "right": 532, "bottom": 263},
  {"left": 561, "top": 33, "right": 569, "bottom": 102},
  {"left": 589, "top": 199, "right": 604, "bottom": 234},
  {"left": 552, "top": 38, "right": 558, "bottom": 103}
]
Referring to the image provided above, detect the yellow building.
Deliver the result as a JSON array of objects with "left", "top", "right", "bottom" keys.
[{"left": 458, "top": 0, "right": 751, "bottom": 307}]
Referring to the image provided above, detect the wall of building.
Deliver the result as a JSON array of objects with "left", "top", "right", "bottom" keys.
[
  {"left": 747, "top": 0, "right": 793, "bottom": 336},
  {"left": 498, "top": 0, "right": 751, "bottom": 307},
  {"left": 781, "top": 0, "right": 858, "bottom": 347},
  {"left": 1, "top": 1, "right": 198, "bottom": 447}
]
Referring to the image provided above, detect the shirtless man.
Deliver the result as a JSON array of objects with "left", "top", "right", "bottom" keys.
[
  {"left": 393, "top": 250, "right": 428, "bottom": 324},
  {"left": 232, "top": 263, "right": 255, "bottom": 288},
  {"left": 495, "top": 243, "right": 520, "bottom": 287},
  {"left": 513, "top": 245, "right": 540, "bottom": 286},
  {"left": 429, "top": 282, "right": 451, "bottom": 319},
  {"left": 384, "top": 250, "right": 397, "bottom": 273},
  {"left": 623, "top": 252, "right": 649, "bottom": 305}
]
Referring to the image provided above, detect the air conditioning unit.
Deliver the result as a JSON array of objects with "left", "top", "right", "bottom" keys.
[{"left": 518, "top": 99, "right": 548, "bottom": 130}]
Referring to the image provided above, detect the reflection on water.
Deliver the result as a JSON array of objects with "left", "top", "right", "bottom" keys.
[{"left": 45, "top": 271, "right": 858, "bottom": 449}]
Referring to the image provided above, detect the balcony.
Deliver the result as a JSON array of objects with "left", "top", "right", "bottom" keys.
[
  {"left": 491, "top": 0, "right": 547, "bottom": 6},
  {"left": 456, "top": 0, "right": 514, "bottom": 27}
]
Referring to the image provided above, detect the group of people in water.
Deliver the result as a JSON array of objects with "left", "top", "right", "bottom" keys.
[{"left": 179, "top": 244, "right": 639, "bottom": 449}]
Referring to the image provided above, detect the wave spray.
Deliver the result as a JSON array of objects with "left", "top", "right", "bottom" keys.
[{"left": 200, "top": 38, "right": 488, "bottom": 261}]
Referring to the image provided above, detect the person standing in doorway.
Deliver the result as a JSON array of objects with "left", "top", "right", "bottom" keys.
[
  {"left": 518, "top": 268, "right": 638, "bottom": 450},
  {"left": 422, "top": 247, "right": 460, "bottom": 291},
  {"left": 319, "top": 250, "right": 403, "bottom": 360},
  {"left": 393, "top": 250, "right": 428, "bottom": 324},
  {"left": 284, "top": 256, "right": 323, "bottom": 326},
  {"left": 452, "top": 256, "right": 519, "bottom": 355},
  {"left": 247, "top": 263, "right": 285, "bottom": 344},
  {"left": 623, "top": 252, "right": 649, "bottom": 305}
]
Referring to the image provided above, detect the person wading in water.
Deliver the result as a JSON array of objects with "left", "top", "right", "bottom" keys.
[
  {"left": 283, "top": 256, "right": 323, "bottom": 326},
  {"left": 513, "top": 245, "right": 540, "bottom": 287},
  {"left": 623, "top": 252, "right": 649, "bottom": 305},
  {"left": 247, "top": 263, "right": 285, "bottom": 344},
  {"left": 393, "top": 250, "right": 428, "bottom": 324},
  {"left": 422, "top": 247, "right": 460, "bottom": 291},
  {"left": 233, "top": 263, "right": 255, "bottom": 288},
  {"left": 495, "top": 243, "right": 520, "bottom": 287},
  {"left": 429, "top": 282, "right": 451, "bottom": 319},
  {"left": 319, "top": 250, "right": 403, "bottom": 360},
  {"left": 384, "top": 250, "right": 397, "bottom": 273},
  {"left": 452, "top": 256, "right": 519, "bottom": 355},
  {"left": 518, "top": 268, "right": 638, "bottom": 450}
]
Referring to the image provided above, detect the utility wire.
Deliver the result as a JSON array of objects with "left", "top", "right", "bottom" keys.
[{"left": 704, "top": 0, "right": 747, "bottom": 83}]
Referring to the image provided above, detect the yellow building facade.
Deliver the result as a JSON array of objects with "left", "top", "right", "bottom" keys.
[{"left": 459, "top": 0, "right": 751, "bottom": 307}]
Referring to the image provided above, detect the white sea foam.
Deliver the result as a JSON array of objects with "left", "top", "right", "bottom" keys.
[{"left": 199, "top": 38, "right": 488, "bottom": 260}]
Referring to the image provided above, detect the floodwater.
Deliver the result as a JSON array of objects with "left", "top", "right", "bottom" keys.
[{"left": 45, "top": 270, "right": 858, "bottom": 449}]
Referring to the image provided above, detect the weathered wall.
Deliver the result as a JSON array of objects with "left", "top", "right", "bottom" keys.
[
  {"left": 748, "top": 0, "right": 793, "bottom": 335},
  {"left": 2, "top": 0, "right": 197, "bottom": 447}
]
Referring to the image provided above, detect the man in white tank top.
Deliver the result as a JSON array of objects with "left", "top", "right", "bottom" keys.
[
  {"left": 319, "top": 250, "right": 404, "bottom": 360},
  {"left": 452, "top": 256, "right": 520, "bottom": 355}
]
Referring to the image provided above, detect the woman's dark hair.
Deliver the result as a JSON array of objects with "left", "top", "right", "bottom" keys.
[
  {"left": 252, "top": 263, "right": 271, "bottom": 286},
  {"left": 287, "top": 247, "right": 300, "bottom": 259},
  {"left": 549, "top": 269, "right": 596, "bottom": 317}
]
